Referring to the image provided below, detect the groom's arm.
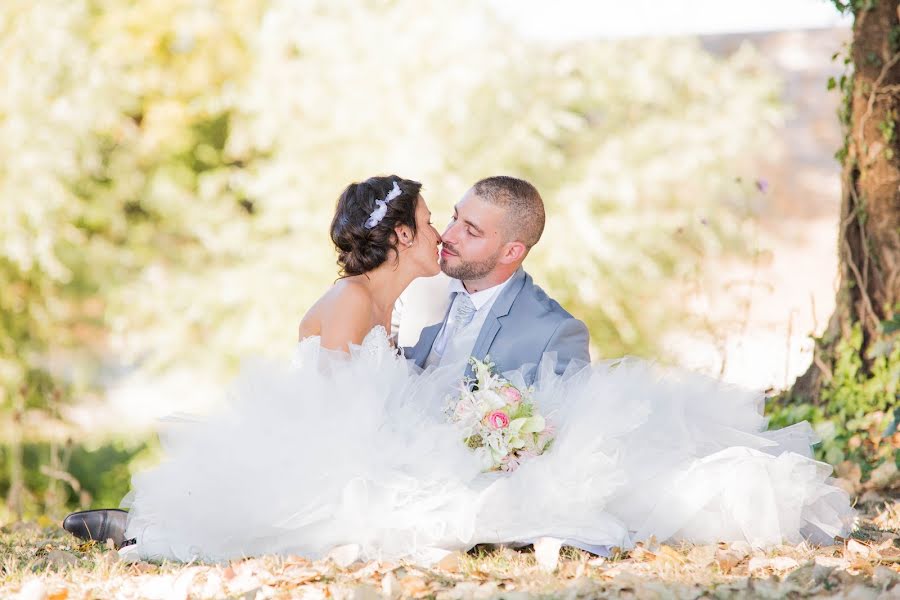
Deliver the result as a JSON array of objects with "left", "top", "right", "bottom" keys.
[{"left": 542, "top": 318, "right": 591, "bottom": 374}]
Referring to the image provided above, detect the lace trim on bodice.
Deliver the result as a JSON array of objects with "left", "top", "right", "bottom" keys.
[
  {"left": 298, "top": 325, "right": 395, "bottom": 357},
  {"left": 359, "top": 325, "right": 394, "bottom": 356}
]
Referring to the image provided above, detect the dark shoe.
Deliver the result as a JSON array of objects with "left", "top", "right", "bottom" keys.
[{"left": 62, "top": 509, "right": 129, "bottom": 548}]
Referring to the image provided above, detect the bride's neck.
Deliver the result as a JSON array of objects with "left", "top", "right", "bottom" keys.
[{"left": 359, "top": 262, "right": 417, "bottom": 314}]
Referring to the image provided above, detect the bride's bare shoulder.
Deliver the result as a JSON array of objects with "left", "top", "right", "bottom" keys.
[
  {"left": 323, "top": 279, "right": 373, "bottom": 314},
  {"left": 298, "top": 279, "right": 374, "bottom": 349}
]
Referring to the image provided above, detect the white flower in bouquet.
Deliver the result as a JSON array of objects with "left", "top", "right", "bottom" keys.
[
  {"left": 444, "top": 357, "right": 555, "bottom": 472},
  {"left": 474, "top": 388, "right": 507, "bottom": 411}
]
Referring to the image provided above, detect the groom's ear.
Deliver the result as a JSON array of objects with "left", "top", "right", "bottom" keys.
[{"left": 498, "top": 240, "right": 527, "bottom": 264}]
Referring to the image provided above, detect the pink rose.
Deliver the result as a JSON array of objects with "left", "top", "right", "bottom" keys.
[
  {"left": 500, "top": 386, "right": 522, "bottom": 404},
  {"left": 488, "top": 410, "right": 510, "bottom": 429}
]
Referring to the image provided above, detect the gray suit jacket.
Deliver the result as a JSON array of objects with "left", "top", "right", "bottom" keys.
[{"left": 405, "top": 269, "right": 590, "bottom": 384}]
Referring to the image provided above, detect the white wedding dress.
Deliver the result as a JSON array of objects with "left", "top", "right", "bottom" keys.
[{"left": 123, "top": 326, "right": 854, "bottom": 564}]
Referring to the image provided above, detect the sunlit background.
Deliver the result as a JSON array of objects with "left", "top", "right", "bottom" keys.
[{"left": 1, "top": 0, "right": 851, "bottom": 516}]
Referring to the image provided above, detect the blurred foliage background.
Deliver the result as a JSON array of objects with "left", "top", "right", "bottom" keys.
[{"left": 0, "top": 0, "right": 784, "bottom": 518}]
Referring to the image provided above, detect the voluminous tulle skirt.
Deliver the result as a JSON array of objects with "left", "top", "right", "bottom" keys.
[{"left": 124, "top": 329, "right": 855, "bottom": 563}]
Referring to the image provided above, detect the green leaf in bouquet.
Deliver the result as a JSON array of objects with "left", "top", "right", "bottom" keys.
[
  {"left": 520, "top": 415, "right": 546, "bottom": 434},
  {"left": 510, "top": 403, "right": 534, "bottom": 419}
]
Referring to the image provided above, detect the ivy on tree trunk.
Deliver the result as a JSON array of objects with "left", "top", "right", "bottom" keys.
[{"left": 794, "top": 0, "right": 900, "bottom": 398}]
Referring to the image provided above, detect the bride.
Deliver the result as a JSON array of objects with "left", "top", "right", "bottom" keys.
[
  {"left": 296, "top": 176, "right": 444, "bottom": 351},
  {"left": 111, "top": 175, "right": 854, "bottom": 564}
]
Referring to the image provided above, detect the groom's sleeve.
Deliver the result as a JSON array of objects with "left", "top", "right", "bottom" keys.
[{"left": 543, "top": 318, "right": 591, "bottom": 374}]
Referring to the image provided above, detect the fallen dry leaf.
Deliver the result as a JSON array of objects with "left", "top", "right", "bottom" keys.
[
  {"left": 348, "top": 561, "right": 379, "bottom": 579},
  {"left": 283, "top": 555, "right": 312, "bottom": 567},
  {"left": 715, "top": 549, "right": 745, "bottom": 574},
  {"left": 398, "top": 575, "right": 431, "bottom": 598},
  {"left": 846, "top": 539, "right": 872, "bottom": 560},
  {"left": 435, "top": 551, "right": 462, "bottom": 573},
  {"left": 815, "top": 555, "right": 850, "bottom": 569},
  {"left": 867, "top": 461, "right": 898, "bottom": 489},
  {"left": 748, "top": 556, "right": 799, "bottom": 574},
  {"left": 656, "top": 545, "right": 686, "bottom": 565},
  {"left": 596, "top": 564, "right": 624, "bottom": 580},
  {"left": 326, "top": 544, "right": 361, "bottom": 568},
  {"left": 630, "top": 546, "right": 657, "bottom": 562},
  {"left": 586, "top": 556, "right": 606, "bottom": 568},
  {"left": 278, "top": 567, "right": 323, "bottom": 586},
  {"left": 686, "top": 545, "right": 716, "bottom": 568},
  {"left": 558, "top": 560, "right": 585, "bottom": 579},
  {"left": 125, "top": 561, "right": 156, "bottom": 574},
  {"left": 849, "top": 558, "right": 876, "bottom": 576}
]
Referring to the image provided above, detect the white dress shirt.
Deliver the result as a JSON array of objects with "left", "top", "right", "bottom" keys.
[{"left": 424, "top": 276, "right": 514, "bottom": 368}]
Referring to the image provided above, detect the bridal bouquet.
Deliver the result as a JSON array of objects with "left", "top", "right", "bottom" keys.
[{"left": 445, "top": 357, "right": 554, "bottom": 472}]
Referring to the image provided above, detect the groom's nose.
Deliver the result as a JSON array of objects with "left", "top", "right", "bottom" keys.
[{"left": 441, "top": 221, "right": 458, "bottom": 242}]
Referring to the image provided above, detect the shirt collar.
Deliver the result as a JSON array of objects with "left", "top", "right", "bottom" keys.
[{"left": 448, "top": 275, "right": 514, "bottom": 311}]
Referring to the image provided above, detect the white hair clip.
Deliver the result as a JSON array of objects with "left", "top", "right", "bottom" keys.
[{"left": 364, "top": 181, "right": 402, "bottom": 229}]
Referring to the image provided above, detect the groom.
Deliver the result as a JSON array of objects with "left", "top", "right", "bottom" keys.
[
  {"left": 403, "top": 175, "right": 590, "bottom": 384},
  {"left": 404, "top": 175, "right": 608, "bottom": 558}
]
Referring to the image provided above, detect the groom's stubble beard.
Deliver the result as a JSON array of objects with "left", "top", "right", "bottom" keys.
[{"left": 440, "top": 247, "right": 503, "bottom": 281}]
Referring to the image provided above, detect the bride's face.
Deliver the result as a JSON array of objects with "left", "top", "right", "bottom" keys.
[{"left": 405, "top": 196, "right": 442, "bottom": 277}]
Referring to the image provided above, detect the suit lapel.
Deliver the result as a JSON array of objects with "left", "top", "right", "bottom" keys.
[
  {"left": 411, "top": 322, "right": 443, "bottom": 368},
  {"left": 468, "top": 269, "right": 528, "bottom": 375}
]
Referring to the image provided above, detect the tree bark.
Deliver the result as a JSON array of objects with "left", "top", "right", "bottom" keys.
[{"left": 792, "top": 1, "right": 900, "bottom": 402}]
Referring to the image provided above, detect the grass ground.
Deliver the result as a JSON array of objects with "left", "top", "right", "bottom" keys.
[{"left": 2, "top": 499, "right": 899, "bottom": 599}]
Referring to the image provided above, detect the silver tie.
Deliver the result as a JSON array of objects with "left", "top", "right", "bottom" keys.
[
  {"left": 428, "top": 292, "right": 477, "bottom": 363},
  {"left": 451, "top": 292, "right": 477, "bottom": 330}
]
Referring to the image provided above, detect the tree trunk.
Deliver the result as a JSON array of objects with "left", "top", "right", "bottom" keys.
[{"left": 792, "top": 1, "right": 900, "bottom": 403}]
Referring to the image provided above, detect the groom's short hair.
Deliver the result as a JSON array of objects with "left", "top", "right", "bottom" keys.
[{"left": 472, "top": 176, "right": 545, "bottom": 249}]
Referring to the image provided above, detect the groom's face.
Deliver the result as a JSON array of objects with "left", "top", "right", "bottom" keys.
[{"left": 439, "top": 190, "right": 506, "bottom": 281}]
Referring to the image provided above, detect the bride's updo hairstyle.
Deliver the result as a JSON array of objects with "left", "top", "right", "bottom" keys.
[{"left": 330, "top": 175, "right": 423, "bottom": 276}]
